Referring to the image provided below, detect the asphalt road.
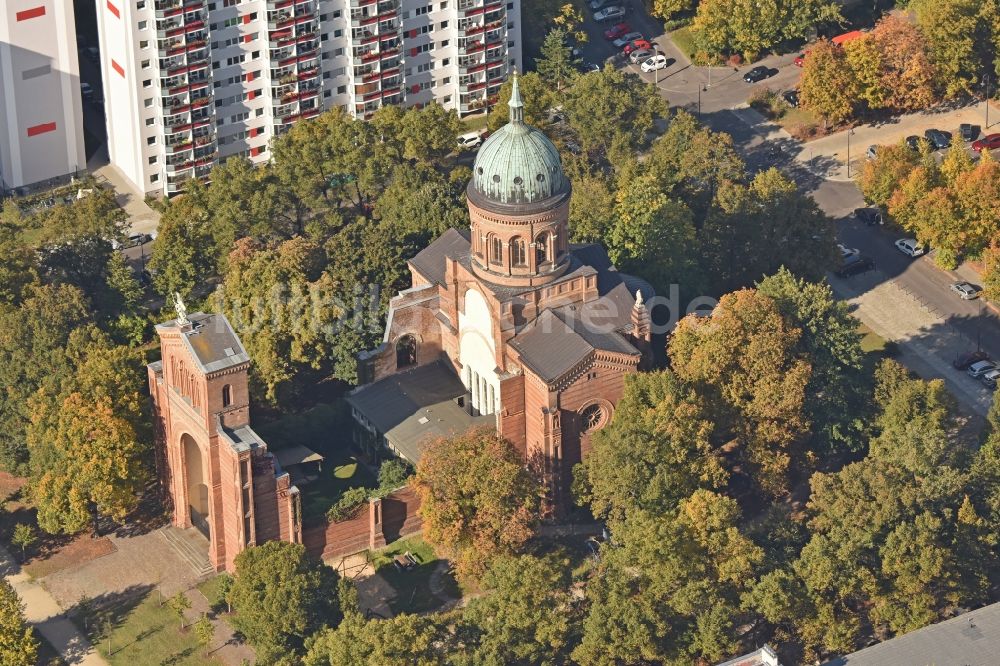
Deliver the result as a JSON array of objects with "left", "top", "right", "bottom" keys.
[{"left": 579, "top": 9, "right": 1000, "bottom": 403}]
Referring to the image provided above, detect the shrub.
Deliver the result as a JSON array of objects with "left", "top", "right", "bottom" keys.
[
  {"left": 327, "top": 487, "right": 369, "bottom": 522},
  {"left": 377, "top": 458, "right": 413, "bottom": 492}
]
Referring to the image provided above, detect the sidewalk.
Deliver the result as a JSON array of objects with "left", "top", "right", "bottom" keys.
[
  {"left": 0, "top": 545, "right": 108, "bottom": 666},
  {"left": 87, "top": 145, "right": 161, "bottom": 235}
]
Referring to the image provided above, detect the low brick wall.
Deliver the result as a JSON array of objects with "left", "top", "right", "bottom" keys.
[{"left": 303, "top": 485, "right": 423, "bottom": 561}]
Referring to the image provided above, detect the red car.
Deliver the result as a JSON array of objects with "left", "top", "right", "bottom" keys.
[
  {"left": 623, "top": 39, "right": 651, "bottom": 55},
  {"left": 972, "top": 133, "right": 1000, "bottom": 152},
  {"left": 603, "top": 22, "right": 631, "bottom": 40},
  {"left": 794, "top": 51, "right": 808, "bottom": 67}
]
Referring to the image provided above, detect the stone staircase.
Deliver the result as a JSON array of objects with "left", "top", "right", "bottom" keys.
[{"left": 160, "top": 526, "right": 215, "bottom": 577}]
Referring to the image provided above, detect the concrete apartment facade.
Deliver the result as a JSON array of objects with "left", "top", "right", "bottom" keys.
[
  {"left": 95, "top": 0, "right": 521, "bottom": 197},
  {"left": 0, "top": 1, "right": 86, "bottom": 193}
]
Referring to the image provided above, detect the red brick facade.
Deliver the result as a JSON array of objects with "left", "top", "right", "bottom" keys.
[{"left": 148, "top": 314, "right": 302, "bottom": 572}]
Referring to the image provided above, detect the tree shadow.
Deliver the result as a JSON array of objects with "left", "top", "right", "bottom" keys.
[{"left": 55, "top": 584, "right": 153, "bottom": 662}]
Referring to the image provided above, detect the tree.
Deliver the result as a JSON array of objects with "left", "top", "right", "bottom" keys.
[
  {"left": 952, "top": 155, "right": 1000, "bottom": 257},
  {"left": 983, "top": 242, "right": 1000, "bottom": 302},
  {"left": 11, "top": 523, "right": 36, "bottom": 559},
  {"left": 455, "top": 554, "right": 574, "bottom": 665},
  {"left": 147, "top": 195, "right": 217, "bottom": 298},
  {"left": 800, "top": 39, "right": 857, "bottom": 125},
  {"left": 651, "top": 0, "right": 694, "bottom": 21},
  {"left": 377, "top": 458, "right": 412, "bottom": 491},
  {"left": 398, "top": 103, "right": 464, "bottom": 163},
  {"left": 567, "top": 174, "right": 614, "bottom": 242},
  {"left": 692, "top": 0, "right": 840, "bottom": 60},
  {"left": 913, "top": 0, "right": 985, "bottom": 98},
  {"left": 0, "top": 578, "right": 38, "bottom": 666},
  {"left": 304, "top": 613, "right": 446, "bottom": 666},
  {"left": 669, "top": 289, "right": 812, "bottom": 496},
  {"left": 846, "top": 15, "right": 937, "bottom": 112},
  {"left": 167, "top": 592, "right": 191, "bottom": 630},
  {"left": 574, "top": 491, "right": 763, "bottom": 665},
  {"left": 0, "top": 204, "right": 37, "bottom": 306},
  {"left": 551, "top": 3, "right": 587, "bottom": 43},
  {"left": 194, "top": 616, "right": 214, "bottom": 655},
  {"left": 229, "top": 541, "right": 340, "bottom": 660},
  {"left": 606, "top": 174, "right": 704, "bottom": 297},
  {"left": 535, "top": 28, "right": 579, "bottom": 93},
  {"left": 857, "top": 142, "right": 919, "bottom": 207},
  {"left": 414, "top": 427, "right": 540, "bottom": 579},
  {"left": 488, "top": 72, "right": 551, "bottom": 131},
  {"left": 575, "top": 370, "right": 727, "bottom": 521},
  {"left": 757, "top": 269, "right": 870, "bottom": 454},
  {"left": 563, "top": 67, "right": 667, "bottom": 159}
]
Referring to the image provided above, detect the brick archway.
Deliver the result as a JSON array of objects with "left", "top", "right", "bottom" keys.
[{"left": 179, "top": 432, "right": 211, "bottom": 539}]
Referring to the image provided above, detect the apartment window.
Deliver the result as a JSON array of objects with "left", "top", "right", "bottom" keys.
[
  {"left": 141, "top": 59, "right": 150, "bottom": 69},
  {"left": 137, "top": 0, "right": 146, "bottom": 8},
  {"left": 405, "top": 67, "right": 412, "bottom": 76},
  {"left": 334, "top": 47, "right": 344, "bottom": 56},
  {"left": 508, "top": 41, "right": 514, "bottom": 47},
  {"left": 415, "top": 5, "right": 430, "bottom": 15},
  {"left": 443, "top": 95, "right": 451, "bottom": 103},
  {"left": 508, "top": 22, "right": 514, "bottom": 29},
  {"left": 440, "top": 1, "right": 448, "bottom": 8},
  {"left": 148, "top": 156, "right": 157, "bottom": 165},
  {"left": 441, "top": 39, "right": 449, "bottom": 47},
  {"left": 147, "top": 136, "right": 156, "bottom": 145},
  {"left": 150, "top": 174, "right": 159, "bottom": 183},
  {"left": 144, "top": 98, "right": 153, "bottom": 107},
  {"left": 417, "top": 62, "right": 432, "bottom": 73},
  {"left": 337, "top": 85, "right": 346, "bottom": 94},
  {"left": 139, "top": 40, "right": 149, "bottom": 49},
  {"left": 440, "top": 21, "right": 448, "bottom": 29},
  {"left": 143, "top": 79, "right": 152, "bottom": 87},
  {"left": 251, "top": 51, "right": 260, "bottom": 59},
  {"left": 256, "top": 108, "right": 264, "bottom": 116},
  {"left": 333, "top": 9, "right": 342, "bottom": 18},
  {"left": 334, "top": 29, "right": 343, "bottom": 37},
  {"left": 231, "top": 112, "right": 249, "bottom": 123},
  {"left": 442, "top": 76, "right": 450, "bottom": 84},
  {"left": 507, "top": 2, "right": 513, "bottom": 7},
  {"left": 213, "top": 61, "right": 221, "bottom": 70},
  {"left": 145, "top": 118, "right": 155, "bottom": 126},
  {"left": 138, "top": 20, "right": 148, "bottom": 30},
  {"left": 223, "top": 0, "right": 239, "bottom": 5},
  {"left": 323, "top": 71, "right": 331, "bottom": 79},
  {"left": 223, "top": 17, "right": 239, "bottom": 28},
  {"left": 324, "top": 90, "right": 332, "bottom": 98},
  {"left": 333, "top": 67, "right": 346, "bottom": 76}
]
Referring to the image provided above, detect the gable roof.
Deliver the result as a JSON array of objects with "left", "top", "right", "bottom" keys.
[
  {"left": 156, "top": 312, "right": 250, "bottom": 374},
  {"left": 408, "top": 228, "right": 470, "bottom": 287},
  {"left": 824, "top": 603, "right": 1000, "bottom": 666}
]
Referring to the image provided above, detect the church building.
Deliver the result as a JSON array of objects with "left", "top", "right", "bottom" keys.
[{"left": 347, "top": 77, "right": 654, "bottom": 504}]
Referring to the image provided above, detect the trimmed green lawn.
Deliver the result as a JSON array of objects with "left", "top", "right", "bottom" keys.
[
  {"left": 374, "top": 537, "right": 460, "bottom": 615},
  {"left": 461, "top": 113, "right": 489, "bottom": 132},
  {"left": 197, "top": 575, "right": 230, "bottom": 614},
  {"left": 83, "top": 592, "right": 222, "bottom": 666},
  {"left": 670, "top": 27, "right": 698, "bottom": 62},
  {"left": 858, "top": 323, "right": 888, "bottom": 354},
  {"left": 298, "top": 454, "right": 378, "bottom": 521}
]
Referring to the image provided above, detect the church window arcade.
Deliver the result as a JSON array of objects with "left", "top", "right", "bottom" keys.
[
  {"left": 511, "top": 237, "right": 526, "bottom": 266},
  {"left": 535, "top": 231, "right": 550, "bottom": 265}
]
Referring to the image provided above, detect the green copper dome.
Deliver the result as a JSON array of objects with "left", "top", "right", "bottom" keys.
[{"left": 472, "top": 75, "right": 568, "bottom": 205}]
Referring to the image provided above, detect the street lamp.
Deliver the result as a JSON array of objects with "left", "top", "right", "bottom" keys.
[
  {"left": 846, "top": 128, "right": 855, "bottom": 178},
  {"left": 985, "top": 74, "right": 992, "bottom": 130}
]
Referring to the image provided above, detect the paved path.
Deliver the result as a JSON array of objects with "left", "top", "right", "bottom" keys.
[
  {"left": 87, "top": 145, "right": 161, "bottom": 236},
  {"left": 0, "top": 545, "right": 108, "bottom": 665},
  {"left": 185, "top": 587, "right": 255, "bottom": 665}
]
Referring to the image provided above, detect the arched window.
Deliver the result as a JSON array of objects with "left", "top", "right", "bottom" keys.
[
  {"left": 396, "top": 334, "right": 417, "bottom": 369},
  {"left": 511, "top": 237, "right": 526, "bottom": 267},
  {"left": 490, "top": 236, "right": 503, "bottom": 265},
  {"left": 222, "top": 384, "right": 232, "bottom": 408},
  {"left": 580, "top": 404, "right": 606, "bottom": 432},
  {"left": 535, "top": 232, "right": 549, "bottom": 265}
]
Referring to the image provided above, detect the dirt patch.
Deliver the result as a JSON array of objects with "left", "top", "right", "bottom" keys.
[
  {"left": 0, "top": 470, "right": 26, "bottom": 499},
  {"left": 24, "top": 535, "right": 117, "bottom": 579}
]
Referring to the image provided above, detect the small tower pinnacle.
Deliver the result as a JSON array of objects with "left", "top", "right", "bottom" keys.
[{"left": 508, "top": 69, "right": 524, "bottom": 124}]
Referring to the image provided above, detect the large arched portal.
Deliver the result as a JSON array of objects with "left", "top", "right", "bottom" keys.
[{"left": 182, "top": 434, "right": 210, "bottom": 539}]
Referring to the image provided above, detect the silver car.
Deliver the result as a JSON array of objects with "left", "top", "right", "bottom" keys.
[
  {"left": 950, "top": 282, "right": 979, "bottom": 300},
  {"left": 628, "top": 48, "right": 652, "bottom": 64},
  {"left": 982, "top": 368, "right": 1000, "bottom": 389},
  {"left": 968, "top": 360, "right": 997, "bottom": 378}
]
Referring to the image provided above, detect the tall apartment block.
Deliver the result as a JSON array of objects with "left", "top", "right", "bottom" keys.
[
  {"left": 96, "top": 0, "right": 520, "bottom": 197},
  {"left": 0, "top": 2, "right": 86, "bottom": 193}
]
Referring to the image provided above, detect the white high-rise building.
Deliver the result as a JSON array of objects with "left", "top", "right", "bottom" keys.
[
  {"left": 96, "top": 0, "right": 520, "bottom": 197},
  {"left": 0, "top": 1, "right": 86, "bottom": 193}
]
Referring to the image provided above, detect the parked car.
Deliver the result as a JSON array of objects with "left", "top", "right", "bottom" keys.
[
  {"left": 894, "top": 238, "right": 926, "bottom": 257},
  {"left": 612, "top": 31, "right": 643, "bottom": 48},
  {"left": 589, "top": 0, "right": 613, "bottom": 10},
  {"left": 954, "top": 350, "right": 990, "bottom": 370},
  {"left": 577, "top": 60, "right": 602, "bottom": 73},
  {"left": 628, "top": 48, "right": 652, "bottom": 64},
  {"left": 838, "top": 243, "right": 860, "bottom": 260},
  {"left": 950, "top": 281, "right": 980, "bottom": 300},
  {"left": 968, "top": 360, "right": 998, "bottom": 378},
  {"left": 923, "top": 128, "right": 952, "bottom": 149},
  {"left": 959, "top": 123, "right": 981, "bottom": 142},
  {"left": 457, "top": 131, "right": 483, "bottom": 149},
  {"left": 623, "top": 39, "right": 651, "bottom": 55},
  {"left": 854, "top": 207, "right": 883, "bottom": 226},
  {"left": 972, "top": 133, "right": 1000, "bottom": 152},
  {"left": 782, "top": 89, "right": 799, "bottom": 107},
  {"left": 743, "top": 65, "right": 776, "bottom": 83},
  {"left": 593, "top": 6, "right": 625, "bottom": 22},
  {"left": 983, "top": 368, "right": 1000, "bottom": 389},
  {"left": 793, "top": 52, "right": 808, "bottom": 67},
  {"left": 835, "top": 255, "right": 875, "bottom": 278},
  {"left": 603, "top": 22, "right": 631, "bottom": 40},
  {"left": 866, "top": 144, "right": 879, "bottom": 160},
  {"left": 80, "top": 82, "right": 94, "bottom": 99},
  {"left": 905, "top": 135, "right": 923, "bottom": 152},
  {"left": 640, "top": 54, "right": 668, "bottom": 72}
]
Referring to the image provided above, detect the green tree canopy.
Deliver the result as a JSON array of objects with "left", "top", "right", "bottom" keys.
[{"left": 0, "top": 578, "right": 37, "bottom": 666}]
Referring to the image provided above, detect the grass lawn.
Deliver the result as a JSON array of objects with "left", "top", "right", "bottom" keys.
[
  {"left": 858, "top": 323, "right": 889, "bottom": 354},
  {"left": 197, "top": 575, "right": 230, "bottom": 614},
  {"left": 774, "top": 106, "right": 832, "bottom": 141},
  {"left": 461, "top": 113, "right": 489, "bottom": 132},
  {"left": 670, "top": 27, "right": 698, "bottom": 63},
  {"left": 84, "top": 592, "right": 223, "bottom": 666},
  {"left": 298, "top": 454, "right": 378, "bottom": 521},
  {"left": 373, "top": 537, "right": 460, "bottom": 615}
]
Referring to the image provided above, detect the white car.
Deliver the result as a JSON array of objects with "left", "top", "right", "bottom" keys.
[
  {"left": 593, "top": 6, "right": 625, "bottom": 22},
  {"left": 457, "top": 131, "right": 483, "bottom": 149},
  {"left": 894, "top": 238, "right": 926, "bottom": 257},
  {"left": 950, "top": 281, "right": 979, "bottom": 300},
  {"left": 640, "top": 54, "right": 668, "bottom": 72},
  {"left": 982, "top": 368, "right": 1000, "bottom": 389},
  {"left": 838, "top": 243, "right": 859, "bottom": 260},
  {"left": 968, "top": 360, "right": 997, "bottom": 378},
  {"left": 612, "top": 32, "right": 643, "bottom": 48}
]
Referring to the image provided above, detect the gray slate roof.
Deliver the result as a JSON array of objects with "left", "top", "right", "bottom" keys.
[
  {"left": 345, "top": 361, "right": 493, "bottom": 463},
  {"left": 824, "top": 603, "right": 1000, "bottom": 666},
  {"left": 156, "top": 312, "right": 250, "bottom": 374},
  {"left": 408, "top": 228, "right": 471, "bottom": 287}
]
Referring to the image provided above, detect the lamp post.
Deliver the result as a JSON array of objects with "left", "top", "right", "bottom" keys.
[
  {"left": 985, "top": 74, "right": 992, "bottom": 130},
  {"left": 846, "top": 128, "right": 855, "bottom": 178}
]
